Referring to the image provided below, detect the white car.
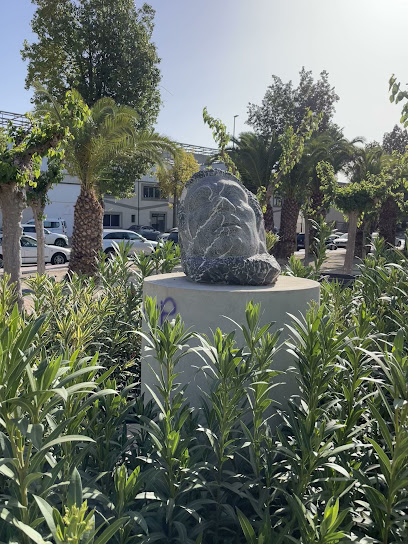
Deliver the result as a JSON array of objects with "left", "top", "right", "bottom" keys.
[
  {"left": 103, "top": 229, "right": 158, "bottom": 256},
  {"left": 0, "top": 235, "right": 71, "bottom": 267},
  {"left": 333, "top": 234, "right": 348, "bottom": 248},
  {"left": 22, "top": 224, "right": 69, "bottom": 247},
  {"left": 26, "top": 217, "right": 67, "bottom": 235}
]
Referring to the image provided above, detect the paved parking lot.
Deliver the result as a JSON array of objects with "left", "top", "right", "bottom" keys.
[{"left": 14, "top": 248, "right": 356, "bottom": 281}]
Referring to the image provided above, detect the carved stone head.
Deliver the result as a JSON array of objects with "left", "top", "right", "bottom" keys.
[{"left": 178, "top": 169, "right": 280, "bottom": 285}]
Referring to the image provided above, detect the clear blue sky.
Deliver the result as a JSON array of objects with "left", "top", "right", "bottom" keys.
[{"left": 1, "top": 0, "right": 408, "bottom": 147}]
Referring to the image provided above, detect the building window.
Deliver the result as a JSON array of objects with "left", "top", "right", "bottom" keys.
[
  {"left": 273, "top": 197, "right": 282, "bottom": 207},
  {"left": 131, "top": 214, "right": 136, "bottom": 223},
  {"left": 143, "top": 185, "right": 164, "bottom": 200},
  {"left": 151, "top": 213, "right": 166, "bottom": 232},
  {"left": 103, "top": 214, "right": 120, "bottom": 227}
]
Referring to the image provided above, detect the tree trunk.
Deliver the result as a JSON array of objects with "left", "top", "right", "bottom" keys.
[
  {"left": 0, "top": 184, "right": 26, "bottom": 311},
  {"left": 344, "top": 210, "right": 358, "bottom": 275},
  {"left": 275, "top": 197, "right": 300, "bottom": 260},
  {"left": 173, "top": 193, "right": 178, "bottom": 228},
  {"left": 263, "top": 200, "right": 275, "bottom": 232},
  {"left": 379, "top": 196, "right": 398, "bottom": 245},
  {"left": 31, "top": 200, "right": 46, "bottom": 276},
  {"left": 68, "top": 186, "right": 103, "bottom": 276},
  {"left": 354, "top": 224, "right": 364, "bottom": 259},
  {"left": 304, "top": 215, "right": 311, "bottom": 265},
  {"left": 310, "top": 189, "right": 325, "bottom": 218}
]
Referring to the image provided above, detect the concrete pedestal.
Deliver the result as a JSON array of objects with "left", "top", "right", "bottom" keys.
[{"left": 141, "top": 273, "right": 320, "bottom": 410}]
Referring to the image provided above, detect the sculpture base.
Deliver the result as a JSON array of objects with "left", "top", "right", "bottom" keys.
[{"left": 141, "top": 273, "right": 320, "bottom": 412}]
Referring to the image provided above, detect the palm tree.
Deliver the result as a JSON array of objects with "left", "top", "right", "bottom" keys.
[
  {"left": 229, "top": 132, "right": 281, "bottom": 231},
  {"left": 36, "top": 89, "right": 177, "bottom": 275},
  {"left": 274, "top": 155, "right": 313, "bottom": 259},
  {"left": 46, "top": 93, "right": 175, "bottom": 275}
]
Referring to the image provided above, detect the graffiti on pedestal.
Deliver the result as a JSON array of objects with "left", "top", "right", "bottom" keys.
[{"left": 159, "top": 297, "right": 177, "bottom": 325}]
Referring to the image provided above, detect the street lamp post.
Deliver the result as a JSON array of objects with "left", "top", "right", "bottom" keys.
[{"left": 233, "top": 115, "right": 239, "bottom": 148}]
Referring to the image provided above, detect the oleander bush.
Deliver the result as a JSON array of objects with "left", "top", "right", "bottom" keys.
[{"left": 1, "top": 239, "right": 408, "bottom": 542}]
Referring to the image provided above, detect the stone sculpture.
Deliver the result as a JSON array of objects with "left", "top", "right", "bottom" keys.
[{"left": 178, "top": 169, "right": 281, "bottom": 285}]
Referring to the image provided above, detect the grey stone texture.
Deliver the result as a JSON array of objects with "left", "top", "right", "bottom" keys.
[{"left": 178, "top": 169, "right": 281, "bottom": 285}]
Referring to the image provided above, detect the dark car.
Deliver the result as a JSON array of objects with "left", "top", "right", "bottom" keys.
[
  {"left": 128, "top": 225, "right": 161, "bottom": 241},
  {"left": 296, "top": 233, "right": 305, "bottom": 250},
  {"left": 167, "top": 230, "right": 179, "bottom": 245}
]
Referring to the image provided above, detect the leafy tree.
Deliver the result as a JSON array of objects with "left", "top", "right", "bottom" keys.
[
  {"left": 203, "top": 107, "right": 240, "bottom": 177},
  {"left": 0, "top": 92, "right": 86, "bottom": 308},
  {"left": 40, "top": 92, "right": 176, "bottom": 276},
  {"left": 375, "top": 153, "right": 408, "bottom": 245},
  {"left": 22, "top": 0, "right": 161, "bottom": 130},
  {"left": 100, "top": 150, "right": 154, "bottom": 200},
  {"left": 383, "top": 125, "right": 408, "bottom": 154},
  {"left": 346, "top": 144, "right": 384, "bottom": 256},
  {"left": 247, "top": 67, "right": 339, "bottom": 138},
  {"left": 156, "top": 149, "right": 199, "bottom": 227},
  {"left": 381, "top": 126, "right": 408, "bottom": 243},
  {"left": 26, "top": 156, "right": 64, "bottom": 275},
  {"left": 335, "top": 179, "right": 377, "bottom": 274}
]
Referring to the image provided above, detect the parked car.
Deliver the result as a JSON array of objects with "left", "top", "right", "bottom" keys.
[
  {"left": 159, "top": 228, "right": 179, "bottom": 245},
  {"left": 366, "top": 235, "right": 406, "bottom": 253},
  {"left": 296, "top": 233, "right": 305, "bottom": 250},
  {"left": 21, "top": 224, "right": 69, "bottom": 247},
  {"left": 128, "top": 225, "right": 161, "bottom": 241},
  {"left": 167, "top": 229, "right": 179, "bottom": 245},
  {"left": 103, "top": 229, "right": 157, "bottom": 256},
  {"left": 27, "top": 217, "right": 67, "bottom": 235},
  {"left": 333, "top": 234, "right": 348, "bottom": 248},
  {"left": 325, "top": 234, "right": 340, "bottom": 250},
  {"left": 0, "top": 235, "right": 70, "bottom": 267}
]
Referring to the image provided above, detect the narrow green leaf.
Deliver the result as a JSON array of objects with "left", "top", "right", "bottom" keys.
[{"left": 67, "top": 467, "right": 82, "bottom": 508}]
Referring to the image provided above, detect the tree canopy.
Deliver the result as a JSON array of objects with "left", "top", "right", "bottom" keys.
[
  {"left": 22, "top": 0, "right": 161, "bottom": 130},
  {"left": 157, "top": 149, "right": 199, "bottom": 201},
  {"left": 383, "top": 125, "right": 408, "bottom": 154},
  {"left": 247, "top": 68, "right": 339, "bottom": 138}
]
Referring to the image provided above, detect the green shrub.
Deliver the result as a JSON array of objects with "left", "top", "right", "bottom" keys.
[{"left": 1, "top": 237, "right": 408, "bottom": 542}]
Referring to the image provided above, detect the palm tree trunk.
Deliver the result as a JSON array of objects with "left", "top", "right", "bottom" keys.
[
  {"left": 275, "top": 197, "right": 300, "bottom": 260},
  {"left": 344, "top": 210, "right": 358, "bottom": 274},
  {"left": 263, "top": 200, "right": 275, "bottom": 232},
  {"left": 379, "top": 197, "right": 398, "bottom": 245},
  {"left": 0, "top": 184, "right": 26, "bottom": 311},
  {"left": 310, "top": 189, "right": 325, "bottom": 217},
  {"left": 31, "top": 200, "right": 46, "bottom": 276},
  {"left": 69, "top": 186, "right": 103, "bottom": 276}
]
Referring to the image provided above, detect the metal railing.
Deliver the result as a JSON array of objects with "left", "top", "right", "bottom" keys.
[
  {"left": 0, "top": 110, "right": 218, "bottom": 157},
  {"left": 0, "top": 110, "right": 31, "bottom": 128}
]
